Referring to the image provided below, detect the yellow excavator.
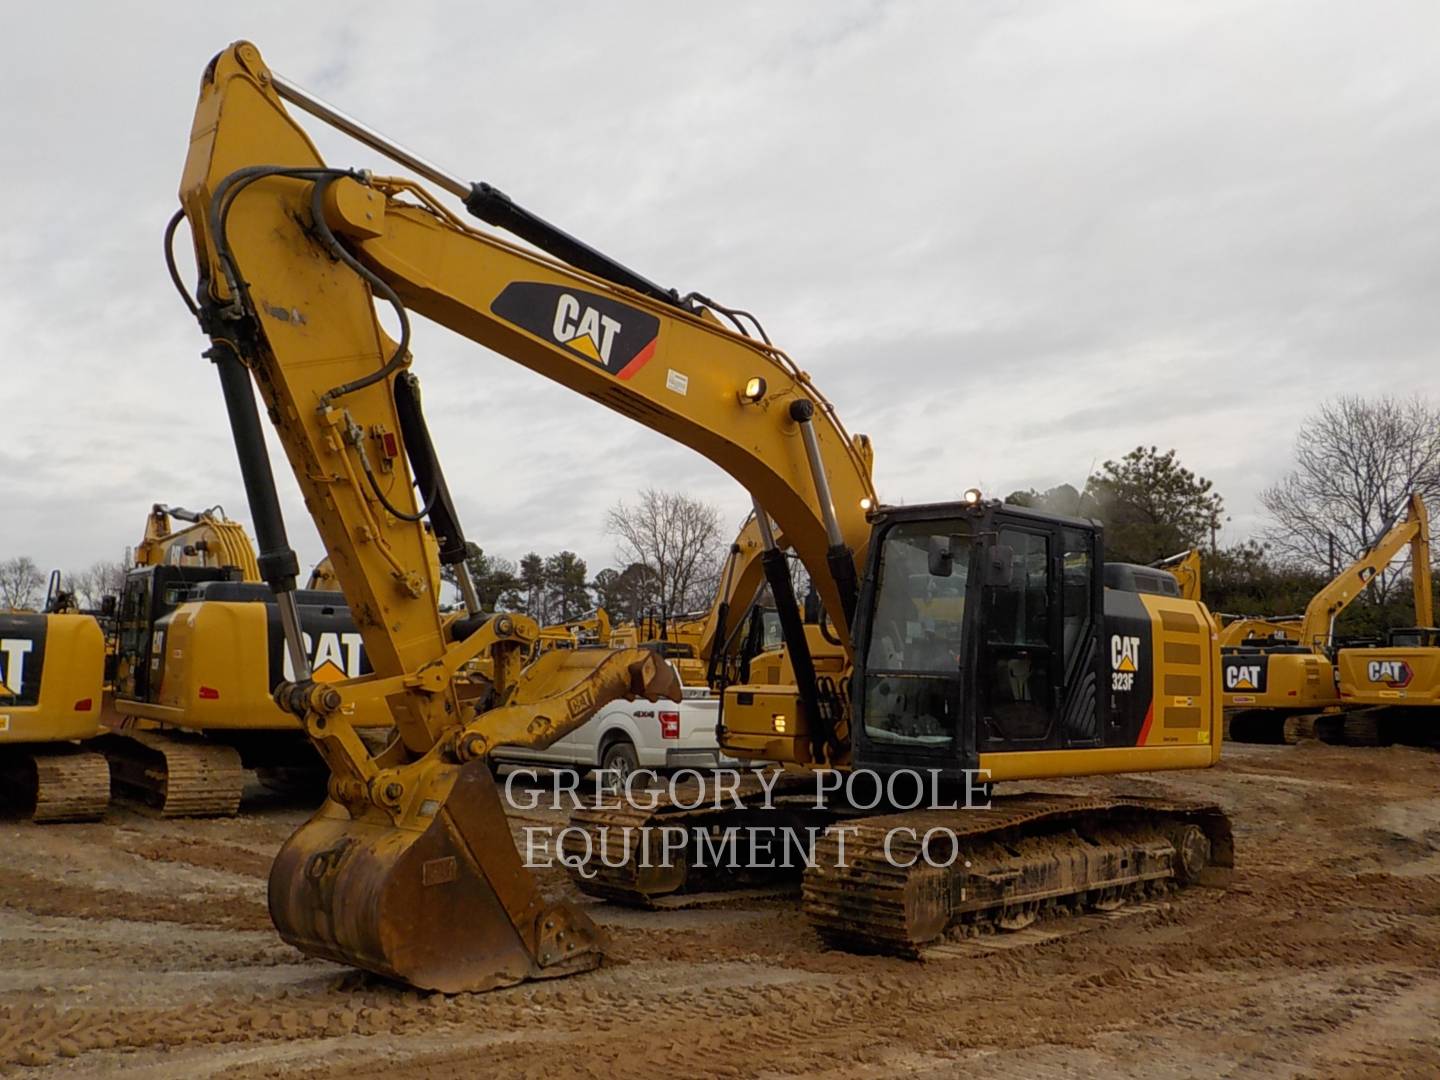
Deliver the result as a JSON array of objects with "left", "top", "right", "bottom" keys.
[
  {"left": 170, "top": 42, "right": 1230, "bottom": 992},
  {"left": 107, "top": 504, "right": 264, "bottom": 813},
  {"left": 0, "top": 577, "right": 109, "bottom": 822},
  {"left": 605, "top": 515, "right": 783, "bottom": 688},
  {"left": 107, "top": 504, "right": 388, "bottom": 814},
  {"left": 1222, "top": 493, "right": 1431, "bottom": 743},
  {"left": 1333, "top": 502, "right": 1437, "bottom": 744}
]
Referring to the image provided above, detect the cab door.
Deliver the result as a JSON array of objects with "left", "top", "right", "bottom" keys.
[
  {"left": 978, "top": 524, "right": 1061, "bottom": 751},
  {"left": 977, "top": 519, "right": 1103, "bottom": 753}
]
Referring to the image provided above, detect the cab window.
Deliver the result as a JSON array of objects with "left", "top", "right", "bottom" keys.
[{"left": 861, "top": 519, "right": 971, "bottom": 748}]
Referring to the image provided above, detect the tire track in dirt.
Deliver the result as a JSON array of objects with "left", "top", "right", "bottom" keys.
[
  {"left": 2, "top": 742, "right": 1438, "bottom": 1077},
  {"left": 0, "top": 867, "right": 270, "bottom": 931},
  {"left": 111, "top": 835, "right": 275, "bottom": 879}
]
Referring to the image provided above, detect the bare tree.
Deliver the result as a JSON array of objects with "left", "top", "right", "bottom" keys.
[
  {"left": 1261, "top": 395, "right": 1440, "bottom": 602},
  {"left": 606, "top": 489, "right": 724, "bottom": 621},
  {"left": 0, "top": 556, "right": 45, "bottom": 611},
  {"left": 67, "top": 559, "right": 128, "bottom": 609}
]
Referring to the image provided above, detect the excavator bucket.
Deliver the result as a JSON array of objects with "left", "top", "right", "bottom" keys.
[
  {"left": 268, "top": 648, "right": 680, "bottom": 992},
  {"left": 269, "top": 759, "right": 602, "bottom": 993}
]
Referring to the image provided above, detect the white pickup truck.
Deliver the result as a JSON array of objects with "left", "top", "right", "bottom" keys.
[{"left": 490, "top": 661, "right": 731, "bottom": 783}]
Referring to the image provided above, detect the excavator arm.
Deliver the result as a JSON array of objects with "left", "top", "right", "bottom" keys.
[
  {"left": 134, "top": 503, "right": 261, "bottom": 580},
  {"left": 697, "top": 513, "right": 784, "bottom": 663},
  {"left": 176, "top": 42, "right": 876, "bottom": 993},
  {"left": 1153, "top": 549, "right": 1202, "bottom": 603},
  {"left": 1294, "top": 493, "right": 1431, "bottom": 650}
]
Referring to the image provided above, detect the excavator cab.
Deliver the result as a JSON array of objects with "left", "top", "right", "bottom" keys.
[
  {"left": 719, "top": 501, "right": 1108, "bottom": 775},
  {"left": 722, "top": 497, "right": 1219, "bottom": 782},
  {"left": 850, "top": 502, "right": 1109, "bottom": 778},
  {"left": 114, "top": 564, "right": 242, "bottom": 701}
]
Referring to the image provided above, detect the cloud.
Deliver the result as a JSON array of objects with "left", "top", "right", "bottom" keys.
[{"left": 3, "top": 0, "right": 1439, "bottom": 580}]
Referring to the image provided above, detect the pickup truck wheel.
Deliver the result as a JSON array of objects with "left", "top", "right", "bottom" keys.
[{"left": 600, "top": 739, "right": 639, "bottom": 786}]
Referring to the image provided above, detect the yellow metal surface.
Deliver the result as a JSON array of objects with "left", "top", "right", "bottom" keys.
[
  {"left": 722, "top": 685, "right": 812, "bottom": 764},
  {"left": 146, "top": 600, "right": 387, "bottom": 730},
  {"left": 1337, "top": 646, "right": 1440, "bottom": 707},
  {"left": 1155, "top": 549, "right": 1202, "bottom": 602},
  {"left": 135, "top": 504, "right": 260, "bottom": 581},
  {"left": 1139, "top": 592, "right": 1224, "bottom": 751},
  {"left": 979, "top": 744, "right": 1219, "bottom": 780},
  {"left": 1218, "top": 617, "right": 1302, "bottom": 650},
  {"left": 1228, "top": 652, "right": 1336, "bottom": 711},
  {"left": 0, "top": 615, "right": 106, "bottom": 744}
]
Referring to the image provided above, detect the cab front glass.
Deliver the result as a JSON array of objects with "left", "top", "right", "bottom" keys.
[{"left": 859, "top": 519, "right": 971, "bottom": 748}]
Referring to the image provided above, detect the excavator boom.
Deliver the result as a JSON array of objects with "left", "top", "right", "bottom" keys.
[
  {"left": 1294, "top": 493, "right": 1430, "bottom": 649},
  {"left": 134, "top": 503, "right": 261, "bottom": 580},
  {"left": 178, "top": 44, "right": 688, "bottom": 992}
]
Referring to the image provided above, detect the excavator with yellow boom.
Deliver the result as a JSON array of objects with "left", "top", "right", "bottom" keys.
[
  {"left": 1333, "top": 500, "right": 1438, "bottom": 744},
  {"left": 607, "top": 514, "right": 790, "bottom": 689},
  {"left": 170, "top": 42, "right": 1231, "bottom": 992},
  {"left": 533, "top": 609, "right": 612, "bottom": 655},
  {"left": 1221, "top": 493, "right": 1431, "bottom": 744},
  {"left": 131, "top": 502, "right": 262, "bottom": 579}
]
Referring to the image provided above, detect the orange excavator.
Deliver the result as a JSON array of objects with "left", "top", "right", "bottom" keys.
[{"left": 170, "top": 42, "right": 1230, "bottom": 993}]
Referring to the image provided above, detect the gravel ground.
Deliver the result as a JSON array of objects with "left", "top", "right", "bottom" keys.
[{"left": 2, "top": 740, "right": 1438, "bottom": 1078}]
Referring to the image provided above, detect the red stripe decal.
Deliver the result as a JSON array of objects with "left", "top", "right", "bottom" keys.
[
  {"left": 1136, "top": 702, "right": 1155, "bottom": 746},
  {"left": 616, "top": 337, "right": 658, "bottom": 380}
]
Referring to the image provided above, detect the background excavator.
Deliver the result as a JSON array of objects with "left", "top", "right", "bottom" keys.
[
  {"left": 606, "top": 515, "right": 780, "bottom": 688},
  {"left": 1333, "top": 503, "right": 1439, "bottom": 744},
  {"left": 0, "top": 574, "right": 109, "bottom": 822},
  {"left": 1221, "top": 493, "right": 1431, "bottom": 744},
  {"left": 107, "top": 503, "right": 387, "bottom": 814},
  {"left": 172, "top": 42, "right": 1230, "bottom": 992}
]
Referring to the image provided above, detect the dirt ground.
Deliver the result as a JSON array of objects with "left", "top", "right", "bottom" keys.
[{"left": 2, "top": 741, "right": 1439, "bottom": 1079}]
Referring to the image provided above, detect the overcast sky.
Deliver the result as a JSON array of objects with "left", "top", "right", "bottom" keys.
[{"left": 3, "top": 1, "right": 1438, "bottom": 583}]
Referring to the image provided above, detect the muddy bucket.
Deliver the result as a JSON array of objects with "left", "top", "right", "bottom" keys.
[{"left": 268, "top": 757, "right": 602, "bottom": 993}]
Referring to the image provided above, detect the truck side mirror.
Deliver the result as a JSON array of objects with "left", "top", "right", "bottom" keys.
[
  {"left": 986, "top": 544, "right": 1014, "bottom": 588},
  {"left": 101, "top": 595, "right": 118, "bottom": 617},
  {"left": 927, "top": 536, "right": 953, "bottom": 577}
]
